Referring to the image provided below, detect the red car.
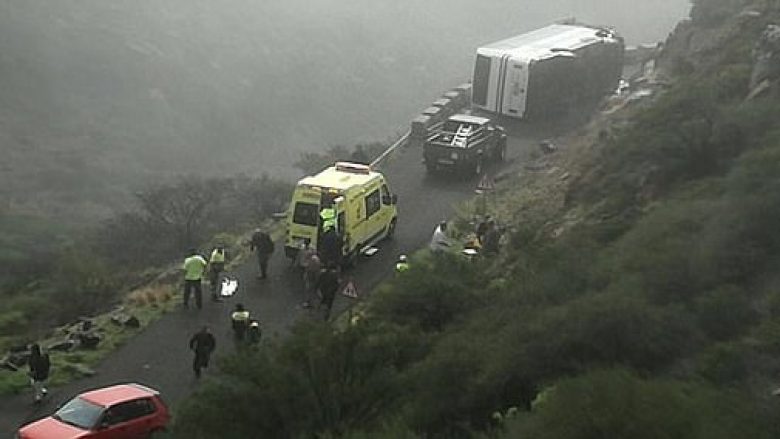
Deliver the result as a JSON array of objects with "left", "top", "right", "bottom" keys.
[{"left": 17, "top": 383, "right": 170, "bottom": 439}]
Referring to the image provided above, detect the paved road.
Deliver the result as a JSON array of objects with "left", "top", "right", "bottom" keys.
[{"left": 1, "top": 127, "right": 543, "bottom": 434}]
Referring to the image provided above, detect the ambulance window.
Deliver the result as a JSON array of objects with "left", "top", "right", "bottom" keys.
[
  {"left": 365, "top": 190, "right": 381, "bottom": 218},
  {"left": 293, "top": 202, "right": 319, "bottom": 226}
]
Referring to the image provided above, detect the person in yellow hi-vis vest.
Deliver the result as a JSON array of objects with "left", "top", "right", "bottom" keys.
[
  {"left": 208, "top": 245, "right": 226, "bottom": 301},
  {"left": 230, "top": 303, "right": 251, "bottom": 341},
  {"left": 183, "top": 249, "right": 208, "bottom": 310},
  {"left": 395, "top": 254, "right": 410, "bottom": 274},
  {"left": 320, "top": 207, "right": 336, "bottom": 231}
]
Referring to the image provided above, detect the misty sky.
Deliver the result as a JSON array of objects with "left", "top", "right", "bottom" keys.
[{"left": 0, "top": 0, "right": 690, "bottom": 218}]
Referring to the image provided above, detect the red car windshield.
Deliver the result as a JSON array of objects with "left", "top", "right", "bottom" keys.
[{"left": 53, "top": 397, "right": 104, "bottom": 430}]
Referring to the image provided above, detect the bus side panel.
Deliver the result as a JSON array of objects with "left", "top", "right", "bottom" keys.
[
  {"left": 472, "top": 51, "right": 500, "bottom": 113},
  {"left": 503, "top": 57, "right": 530, "bottom": 118}
]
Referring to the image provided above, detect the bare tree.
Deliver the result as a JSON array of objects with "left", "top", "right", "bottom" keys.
[{"left": 136, "top": 178, "right": 221, "bottom": 249}]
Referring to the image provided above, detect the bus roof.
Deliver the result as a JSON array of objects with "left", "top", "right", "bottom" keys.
[
  {"left": 299, "top": 162, "right": 382, "bottom": 191},
  {"left": 479, "top": 24, "right": 616, "bottom": 60}
]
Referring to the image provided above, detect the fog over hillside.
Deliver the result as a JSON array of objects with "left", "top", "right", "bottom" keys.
[{"left": 0, "top": 0, "right": 690, "bottom": 220}]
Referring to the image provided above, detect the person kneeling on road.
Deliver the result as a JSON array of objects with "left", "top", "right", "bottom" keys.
[
  {"left": 395, "top": 254, "right": 410, "bottom": 274},
  {"left": 429, "top": 221, "right": 451, "bottom": 254},
  {"left": 248, "top": 320, "right": 262, "bottom": 345},
  {"left": 231, "top": 303, "right": 251, "bottom": 341}
]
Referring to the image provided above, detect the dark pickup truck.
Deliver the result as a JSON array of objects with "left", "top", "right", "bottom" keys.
[{"left": 423, "top": 114, "right": 507, "bottom": 176}]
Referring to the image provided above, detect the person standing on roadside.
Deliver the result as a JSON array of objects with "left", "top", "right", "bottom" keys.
[
  {"left": 189, "top": 326, "right": 216, "bottom": 379},
  {"left": 482, "top": 220, "right": 501, "bottom": 257},
  {"left": 476, "top": 215, "right": 492, "bottom": 245},
  {"left": 302, "top": 253, "right": 322, "bottom": 308},
  {"left": 250, "top": 229, "right": 275, "bottom": 279},
  {"left": 208, "top": 244, "right": 227, "bottom": 302},
  {"left": 183, "top": 248, "right": 208, "bottom": 309},
  {"left": 319, "top": 226, "right": 343, "bottom": 269},
  {"left": 28, "top": 344, "right": 50, "bottom": 403},
  {"left": 317, "top": 265, "right": 340, "bottom": 321}
]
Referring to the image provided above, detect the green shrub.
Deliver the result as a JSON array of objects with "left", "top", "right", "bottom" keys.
[
  {"left": 694, "top": 285, "right": 755, "bottom": 341},
  {"left": 502, "top": 368, "right": 773, "bottom": 439},
  {"left": 370, "top": 254, "right": 486, "bottom": 332}
]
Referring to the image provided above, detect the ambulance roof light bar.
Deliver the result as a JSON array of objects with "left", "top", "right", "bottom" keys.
[{"left": 335, "top": 162, "right": 371, "bottom": 174}]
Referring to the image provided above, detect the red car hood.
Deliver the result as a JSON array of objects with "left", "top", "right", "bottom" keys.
[{"left": 19, "top": 417, "right": 91, "bottom": 439}]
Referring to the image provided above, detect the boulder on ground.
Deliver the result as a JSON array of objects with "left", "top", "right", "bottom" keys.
[
  {"left": 6, "top": 351, "right": 30, "bottom": 368},
  {"left": 72, "top": 332, "right": 101, "bottom": 349},
  {"left": 48, "top": 340, "right": 76, "bottom": 352},
  {"left": 0, "top": 358, "right": 19, "bottom": 372}
]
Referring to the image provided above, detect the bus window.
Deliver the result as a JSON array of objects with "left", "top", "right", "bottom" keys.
[{"left": 293, "top": 202, "right": 319, "bottom": 226}]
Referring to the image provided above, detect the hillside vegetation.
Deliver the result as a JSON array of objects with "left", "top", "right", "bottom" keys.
[{"left": 171, "top": 0, "right": 780, "bottom": 437}]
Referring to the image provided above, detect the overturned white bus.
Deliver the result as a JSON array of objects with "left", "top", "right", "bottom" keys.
[{"left": 471, "top": 24, "right": 624, "bottom": 119}]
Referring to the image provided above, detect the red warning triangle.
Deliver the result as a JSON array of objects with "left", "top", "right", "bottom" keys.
[
  {"left": 341, "top": 280, "right": 359, "bottom": 298},
  {"left": 476, "top": 174, "right": 496, "bottom": 191}
]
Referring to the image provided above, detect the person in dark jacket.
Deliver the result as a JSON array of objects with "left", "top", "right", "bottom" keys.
[
  {"left": 482, "top": 220, "right": 501, "bottom": 256},
  {"left": 317, "top": 266, "right": 340, "bottom": 320},
  {"left": 28, "top": 344, "right": 50, "bottom": 403},
  {"left": 319, "top": 227, "right": 342, "bottom": 269},
  {"left": 250, "top": 229, "right": 275, "bottom": 279},
  {"left": 189, "top": 326, "right": 216, "bottom": 379}
]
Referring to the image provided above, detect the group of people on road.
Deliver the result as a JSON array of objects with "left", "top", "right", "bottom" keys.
[
  {"left": 180, "top": 228, "right": 275, "bottom": 379},
  {"left": 297, "top": 237, "right": 342, "bottom": 320},
  {"left": 181, "top": 228, "right": 275, "bottom": 310}
]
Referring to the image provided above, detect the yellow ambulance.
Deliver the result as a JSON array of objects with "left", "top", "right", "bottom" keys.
[{"left": 284, "top": 162, "right": 398, "bottom": 264}]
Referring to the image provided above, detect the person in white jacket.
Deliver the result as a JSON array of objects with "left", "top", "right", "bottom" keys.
[{"left": 429, "top": 221, "right": 451, "bottom": 254}]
